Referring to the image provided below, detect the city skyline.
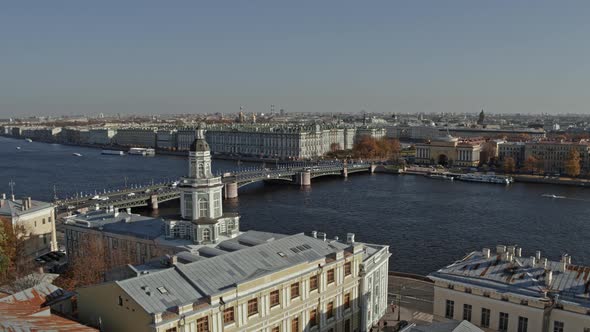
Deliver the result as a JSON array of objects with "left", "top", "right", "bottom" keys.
[{"left": 2, "top": 1, "right": 590, "bottom": 117}]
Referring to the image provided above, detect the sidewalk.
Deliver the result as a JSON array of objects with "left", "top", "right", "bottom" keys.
[{"left": 376, "top": 306, "right": 433, "bottom": 331}]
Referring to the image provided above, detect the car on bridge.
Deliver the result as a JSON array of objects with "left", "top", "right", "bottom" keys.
[{"left": 127, "top": 192, "right": 136, "bottom": 197}]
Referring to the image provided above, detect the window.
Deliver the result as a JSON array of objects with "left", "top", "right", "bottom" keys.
[
  {"left": 118, "top": 296, "right": 123, "bottom": 306},
  {"left": 291, "top": 317, "right": 299, "bottom": 332},
  {"left": 157, "top": 286, "right": 167, "bottom": 294},
  {"left": 34, "top": 221, "right": 37, "bottom": 227},
  {"left": 344, "top": 293, "right": 351, "bottom": 309},
  {"left": 462, "top": 304, "right": 472, "bottom": 322},
  {"left": 165, "top": 328, "right": 177, "bottom": 332},
  {"left": 48, "top": 216, "right": 52, "bottom": 223},
  {"left": 553, "top": 321, "right": 564, "bottom": 332},
  {"left": 42, "top": 218, "right": 45, "bottom": 224},
  {"left": 184, "top": 194, "right": 193, "bottom": 216},
  {"left": 202, "top": 228, "right": 211, "bottom": 242},
  {"left": 499, "top": 312, "right": 509, "bottom": 332},
  {"left": 272, "top": 327, "right": 280, "bottom": 332},
  {"left": 344, "top": 262, "right": 352, "bottom": 276},
  {"left": 270, "top": 290, "right": 280, "bottom": 307},
  {"left": 481, "top": 308, "right": 490, "bottom": 328},
  {"left": 518, "top": 316, "right": 528, "bottom": 332},
  {"left": 196, "top": 316, "right": 209, "bottom": 332},
  {"left": 309, "top": 309, "right": 317, "bottom": 327},
  {"left": 213, "top": 194, "right": 221, "bottom": 218},
  {"left": 223, "top": 307, "right": 234, "bottom": 324},
  {"left": 310, "top": 275, "right": 318, "bottom": 291},
  {"left": 247, "top": 298, "right": 258, "bottom": 316},
  {"left": 291, "top": 282, "right": 300, "bottom": 299},
  {"left": 199, "top": 196, "right": 209, "bottom": 217},
  {"left": 327, "top": 269, "right": 335, "bottom": 284},
  {"left": 327, "top": 301, "right": 334, "bottom": 319},
  {"left": 445, "top": 300, "right": 454, "bottom": 319}
]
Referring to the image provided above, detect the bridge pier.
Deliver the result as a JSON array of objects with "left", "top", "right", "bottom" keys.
[
  {"left": 225, "top": 182, "right": 238, "bottom": 199},
  {"left": 150, "top": 195, "right": 159, "bottom": 210},
  {"left": 297, "top": 171, "right": 311, "bottom": 186},
  {"left": 341, "top": 167, "right": 348, "bottom": 178},
  {"left": 370, "top": 164, "right": 376, "bottom": 174}
]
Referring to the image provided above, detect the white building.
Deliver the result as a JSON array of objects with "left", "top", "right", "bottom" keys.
[{"left": 429, "top": 245, "right": 590, "bottom": 332}]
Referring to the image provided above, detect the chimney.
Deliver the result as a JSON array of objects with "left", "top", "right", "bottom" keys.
[
  {"left": 542, "top": 258, "right": 548, "bottom": 269},
  {"left": 496, "top": 245, "right": 506, "bottom": 254},
  {"left": 334, "top": 236, "right": 339, "bottom": 242},
  {"left": 482, "top": 248, "right": 491, "bottom": 259},
  {"left": 21, "top": 198, "right": 27, "bottom": 211},
  {"left": 321, "top": 233, "right": 327, "bottom": 242},
  {"left": 347, "top": 233, "right": 355, "bottom": 244},
  {"left": 546, "top": 270, "right": 553, "bottom": 287},
  {"left": 515, "top": 247, "right": 522, "bottom": 257},
  {"left": 536, "top": 250, "right": 542, "bottom": 260},
  {"left": 168, "top": 255, "right": 178, "bottom": 266},
  {"left": 27, "top": 197, "right": 31, "bottom": 209},
  {"left": 531, "top": 256, "right": 537, "bottom": 267},
  {"left": 559, "top": 260, "right": 567, "bottom": 272},
  {"left": 311, "top": 231, "right": 317, "bottom": 239}
]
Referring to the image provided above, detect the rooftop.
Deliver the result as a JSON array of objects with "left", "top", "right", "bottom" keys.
[
  {"left": 114, "top": 233, "right": 356, "bottom": 315},
  {"left": 64, "top": 209, "right": 166, "bottom": 240},
  {"left": 0, "top": 197, "right": 53, "bottom": 218},
  {"left": 429, "top": 245, "right": 590, "bottom": 308},
  {"left": 0, "top": 283, "right": 96, "bottom": 331}
]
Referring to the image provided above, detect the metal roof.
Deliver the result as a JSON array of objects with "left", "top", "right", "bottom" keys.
[
  {"left": 116, "top": 233, "right": 350, "bottom": 314},
  {"left": 429, "top": 247, "right": 590, "bottom": 307},
  {"left": 0, "top": 198, "right": 53, "bottom": 218}
]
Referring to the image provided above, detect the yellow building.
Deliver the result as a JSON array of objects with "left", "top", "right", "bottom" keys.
[
  {"left": 0, "top": 195, "right": 58, "bottom": 260},
  {"left": 429, "top": 245, "right": 590, "bottom": 332},
  {"left": 77, "top": 232, "right": 390, "bottom": 332},
  {"left": 415, "top": 135, "right": 483, "bottom": 167}
]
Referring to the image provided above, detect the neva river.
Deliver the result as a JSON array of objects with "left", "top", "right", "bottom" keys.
[{"left": 2, "top": 136, "right": 590, "bottom": 275}]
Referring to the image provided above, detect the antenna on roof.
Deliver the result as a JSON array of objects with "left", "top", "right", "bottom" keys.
[{"left": 8, "top": 180, "right": 15, "bottom": 200}]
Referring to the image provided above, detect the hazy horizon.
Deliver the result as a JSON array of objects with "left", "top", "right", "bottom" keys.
[{"left": 2, "top": 1, "right": 590, "bottom": 117}]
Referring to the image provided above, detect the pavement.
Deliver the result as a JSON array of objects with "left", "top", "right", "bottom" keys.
[{"left": 373, "top": 275, "right": 435, "bottom": 331}]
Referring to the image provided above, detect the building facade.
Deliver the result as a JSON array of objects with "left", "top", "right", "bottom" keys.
[
  {"left": 524, "top": 140, "right": 590, "bottom": 174},
  {"left": 77, "top": 232, "right": 390, "bottom": 332},
  {"left": 0, "top": 195, "right": 58, "bottom": 260},
  {"left": 415, "top": 135, "right": 483, "bottom": 167},
  {"left": 113, "top": 128, "right": 157, "bottom": 147},
  {"left": 497, "top": 142, "right": 526, "bottom": 167},
  {"left": 429, "top": 245, "right": 590, "bottom": 332}
]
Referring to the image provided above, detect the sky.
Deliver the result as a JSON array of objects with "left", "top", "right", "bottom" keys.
[{"left": 1, "top": 1, "right": 590, "bottom": 116}]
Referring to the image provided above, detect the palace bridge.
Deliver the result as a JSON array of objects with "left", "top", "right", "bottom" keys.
[{"left": 55, "top": 162, "right": 376, "bottom": 211}]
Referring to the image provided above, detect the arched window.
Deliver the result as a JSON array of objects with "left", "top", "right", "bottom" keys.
[
  {"left": 199, "top": 196, "right": 209, "bottom": 218},
  {"left": 202, "top": 228, "right": 211, "bottom": 242},
  {"left": 198, "top": 163, "right": 204, "bottom": 177}
]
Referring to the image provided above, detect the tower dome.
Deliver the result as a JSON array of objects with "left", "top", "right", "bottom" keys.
[{"left": 190, "top": 126, "right": 209, "bottom": 152}]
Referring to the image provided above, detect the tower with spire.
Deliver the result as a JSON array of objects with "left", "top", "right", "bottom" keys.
[{"left": 166, "top": 125, "right": 240, "bottom": 245}]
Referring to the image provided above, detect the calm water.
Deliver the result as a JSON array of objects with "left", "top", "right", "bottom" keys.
[{"left": 2, "top": 136, "right": 590, "bottom": 275}]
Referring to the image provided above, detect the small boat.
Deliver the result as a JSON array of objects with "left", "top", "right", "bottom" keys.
[
  {"left": 73, "top": 153, "right": 83, "bottom": 157},
  {"left": 541, "top": 194, "right": 566, "bottom": 199},
  {"left": 25, "top": 138, "right": 32, "bottom": 142},
  {"left": 102, "top": 150, "right": 125, "bottom": 156},
  {"left": 459, "top": 174, "right": 513, "bottom": 184},
  {"left": 128, "top": 147, "right": 156, "bottom": 156},
  {"left": 428, "top": 173, "right": 454, "bottom": 181},
  {"left": 16, "top": 146, "right": 21, "bottom": 150}
]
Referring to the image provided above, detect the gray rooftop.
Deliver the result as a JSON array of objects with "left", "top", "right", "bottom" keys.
[
  {"left": 116, "top": 233, "right": 351, "bottom": 314},
  {"left": 429, "top": 246, "right": 590, "bottom": 308},
  {"left": 65, "top": 210, "right": 165, "bottom": 240},
  {"left": 0, "top": 198, "right": 53, "bottom": 218}
]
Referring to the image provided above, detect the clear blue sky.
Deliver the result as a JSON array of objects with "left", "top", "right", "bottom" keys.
[{"left": 1, "top": 1, "right": 590, "bottom": 116}]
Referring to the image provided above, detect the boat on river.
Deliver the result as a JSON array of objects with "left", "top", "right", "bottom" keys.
[{"left": 459, "top": 174, "right": 513, "bottom": 184}]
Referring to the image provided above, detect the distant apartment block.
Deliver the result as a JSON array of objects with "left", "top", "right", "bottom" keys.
[
  {"left": 524, "top": 140, "right": 590, "bottom": 174},
  {"left": 429, "top": 245, "right": 590, "bottom": 332}
]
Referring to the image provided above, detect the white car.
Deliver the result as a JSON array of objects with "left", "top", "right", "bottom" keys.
[
  {"left": 91, "top": 195, "right": 101, "bottom": 200},
  {"left": 127, "top": 192, "right": 136, "bottom": 197},
  {"left": 100, "top": 196, "right": 109, "bottom": 201}
]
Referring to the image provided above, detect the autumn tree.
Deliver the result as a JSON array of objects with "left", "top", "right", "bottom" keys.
[
  {"left": 503, "top": 157, "right": 516, "bottom": 174},
  {"left": 329, "top": 143, "right": 341, "bottom": 152},
  {"left": 0, "top": 221, "right": 37, "bottom": 289},
  {"left": 564, "top": 148, "right": 581, "bottom": 177},
  {"left": 479, "top": 142, "right": 497, "bottom": 165},
  {"left": 523, "top": 156, "right": 541, "bottom": 174},
  {"left": 353, "top": 136, "right": 379, "bottom": 159}
]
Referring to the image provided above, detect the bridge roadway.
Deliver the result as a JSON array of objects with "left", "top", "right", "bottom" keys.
[{"left": 55, "top": 162, "right": 374, "bottom": 211}]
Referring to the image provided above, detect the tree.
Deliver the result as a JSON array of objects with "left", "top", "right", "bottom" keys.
[
  {"left": 0, "top": 221, "right": 36, "bottom": 289},
  {"left": 523, "top": 156, "right": 540, "bottom": 174},
  {"left": 503, "top": 157, "right": 516, "bottom": 174},
  {"left": 479, "top": 142, "right": 497, "bottom": 166},
  {"left": 353, "top": 136, "right": 379, "bottom": 159},
  {"left": 564, "top": 148, "right": 581, "bottom": 177},
  {"left": 329, "top": 143, "right": 341, "bottom": 152}
]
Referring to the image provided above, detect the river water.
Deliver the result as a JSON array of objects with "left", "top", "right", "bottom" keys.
[{"left": 2, "top": 136, "right": 589, "bottom": 275}]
